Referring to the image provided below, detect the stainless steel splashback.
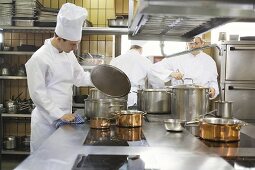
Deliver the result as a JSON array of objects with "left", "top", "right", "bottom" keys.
[{"left": 128, "top": 0, "right": 255, "bottom": 41}]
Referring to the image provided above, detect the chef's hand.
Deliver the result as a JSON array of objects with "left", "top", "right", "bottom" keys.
[
  {"left": 209, "top": 87, "right": 215, "bottom": 98},
  {"left": 170, "top": 71, "right": 184, "bottom": 80},
  {"left": 60, "top": 113, "right": 75, "bottom": 122}
]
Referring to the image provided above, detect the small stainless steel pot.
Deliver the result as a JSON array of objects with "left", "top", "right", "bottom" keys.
[
  {"left": 3, "top": 136, "right": 16, "bottom": 149},
  {"left": 213, "top": 101, "right": 233, "bottom": 118},
  {"left": 164, "top": 119, "right": 185, "bottom": 132}
]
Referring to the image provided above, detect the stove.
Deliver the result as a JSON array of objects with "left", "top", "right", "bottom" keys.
[{"left": 72, "top": 154, "right": 147, "bottom": 170}]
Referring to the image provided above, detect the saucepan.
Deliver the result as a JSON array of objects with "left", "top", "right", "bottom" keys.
[
  {"left": 213, "top": 101, "right": 233, "bottom": 118},
  {"left": 115, "top": 110, "right": 146, "bottom": 127}
]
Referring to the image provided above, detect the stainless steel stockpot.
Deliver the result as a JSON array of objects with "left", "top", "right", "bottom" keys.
[
  {"left": 84, "top": 98, "right": 127, "bottom": 119},
  {"left": 213, "top": 101, "right": 233, "bottom": 118},
  {"left": 168, "top": 84, "right": 210, "bottom": 121},
  {"left": 89, "top": 88, "right": 127, "bottom": 100},
  {"left": 137, "top": 89, "right": 171, "bottom": 114}
]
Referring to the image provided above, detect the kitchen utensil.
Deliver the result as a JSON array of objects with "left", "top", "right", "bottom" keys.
[
  {"left": 137, "top": 89, "right": 171, "bottom": 114},
  {"left": 108, "top": 16, "right": 128, "bottom": 27},
  {"left": 213, "top": 101, "right": 233, "bottom": 118},
  {"left": 84, "top": 98, "right": 127, "bottom": 119},
  {"left": 168, "top": 84, "right": 210, "bottom": 121},
  {"left": 199, "top": 118, "right": 247, "bottom": 142},
  {"left": 89, "top": 88, "right": 127, "bottom": 100},
  {"left": 3, "top": 136, "right": 16, "bottom": 149},
  {"left": 115, "top": 110, "right": 145, "bottom": 127},
  {"left": 164, "top": 119, "right": 185, "bottom": 132},
  {"left": 90, "top": 117, "right": 111, "bottom": 129},
  {"left": 90, "top": 64, "right": 131, "bottom": 98},
  {"left": 1, "top": 67, "right": 10, "bottom": 76}
]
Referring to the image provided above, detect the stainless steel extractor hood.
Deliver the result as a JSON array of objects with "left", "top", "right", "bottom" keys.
[{"left": 128, "top": 0, "right": 255, "bottom": 41}]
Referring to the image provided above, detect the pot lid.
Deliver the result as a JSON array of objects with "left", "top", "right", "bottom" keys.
[{"left": 90, "top": 64, "right": 131, "bottom": 98}]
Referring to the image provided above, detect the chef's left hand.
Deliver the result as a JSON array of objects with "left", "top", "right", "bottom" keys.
[{"left": 209, "top": 87, "right": 215, "bottom": 98}]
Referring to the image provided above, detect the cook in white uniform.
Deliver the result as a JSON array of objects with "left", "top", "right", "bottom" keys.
[
  {"left": 150, "top": 37, "right": 219, "bottom": 98},
  {"left": 110, "top": 44, "right": 152, "bottom": 107},
  {"left": 25, "top": 3, "right": 93, "bottom": 152}
]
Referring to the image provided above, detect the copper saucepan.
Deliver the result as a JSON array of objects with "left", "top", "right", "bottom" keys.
[
  {"left": 90, "top": 117, "right": 111, "bottom": 129},
  {"left": 115, "top": 110, "right": 146, "bottom": 127},
  {"left": 198, "top": 118, "right": 247, "bottom": 142}
]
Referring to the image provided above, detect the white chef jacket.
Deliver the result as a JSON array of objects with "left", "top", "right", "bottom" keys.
[
  {"left": 110, "top": 49, "right": 152, "bottom": 106},
  {"left": 150, "top": 52, "right": 219, "bottom": 98},
  {"left": 25, "top": 38, "right": 93, "bottom": 152}
]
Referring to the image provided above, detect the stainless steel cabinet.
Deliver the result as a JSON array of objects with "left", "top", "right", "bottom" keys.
[{"left": 224, "top": 83, "right": 255, "bottom": 120}]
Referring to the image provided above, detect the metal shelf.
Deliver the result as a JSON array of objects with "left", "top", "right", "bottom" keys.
[
  {"left": 1, "top": 113, "right": 31, "bottom": 118},
  {"left": 0, "top": 76, "right": 27, "bottom": 79},
  {"left": 0, "top": 51, "right": 34, "bottom": 55},
  {"left": 1, "top": 150, "right": 30, "bottom": 155},
  {"left": 0, "top": 26, "right": 128, "bottom": 35}
]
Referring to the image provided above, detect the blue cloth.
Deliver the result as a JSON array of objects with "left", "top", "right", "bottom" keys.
[{"left": 54, "top": 114, "right": 85, "bottom": 128}]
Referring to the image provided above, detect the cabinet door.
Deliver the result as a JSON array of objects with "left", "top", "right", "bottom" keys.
[
  {"left": 226, "top": 45, "right": 255, "bottom": 81},
  {"left": 224, "top": 83, "right": 255, "bottom": 120}
]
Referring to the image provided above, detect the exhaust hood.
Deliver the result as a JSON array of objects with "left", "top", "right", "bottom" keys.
[{"left": 128, "top": 0, "right": 255, "bottom": 41}]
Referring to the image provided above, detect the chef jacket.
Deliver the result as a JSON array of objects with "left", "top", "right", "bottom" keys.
[
  {"left": 26, "top": 38, "right": 93, "bottom": 123},
  {"left": 150, "top": 51, "right": 219, "bottom": 98},
  {"left": 110, "top": 49, "right": 153, "bottom": 106}
]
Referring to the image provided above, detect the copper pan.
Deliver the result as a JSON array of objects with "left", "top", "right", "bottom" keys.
[
  {"left": 116, "top": 110, "right": 145, "bottom": 127},
  {"left": 199, "top": 118, "right": 247, "bottom": 142},
  {"left": 116, "top": 127, "right": 142, "bottom": 141}
]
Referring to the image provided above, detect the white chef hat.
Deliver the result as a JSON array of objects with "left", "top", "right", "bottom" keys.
[
  {"left": 55, "top": 3, "right": 88, "bottom": 41},
  {"left": 130, "top": 40, "right": 147, "bottom": 47}
]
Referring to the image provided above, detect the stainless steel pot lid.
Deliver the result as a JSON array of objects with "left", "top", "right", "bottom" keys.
[{"left": 90, "top": 64, "right": 131, "bottom": 97}]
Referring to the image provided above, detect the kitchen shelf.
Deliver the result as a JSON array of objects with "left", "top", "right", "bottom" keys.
[
  {"left": 0, "top": 76, "right": 27, "bottom": 80},
  {"left": 1, "top": 113, "right": 31, "bottom": 118},
  {"left": 1, "top": 150, "right": 30, "bottom": 155},
  {"left": 0, "top": 51, "right": 34, "bottom": 55},
  {"left": 0, "top": 26, "right": 128, "bottom": 35}
]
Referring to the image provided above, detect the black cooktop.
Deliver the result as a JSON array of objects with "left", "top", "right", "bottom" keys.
[{"left": 72, "top": 154, "right": 147, "bottom": 170}]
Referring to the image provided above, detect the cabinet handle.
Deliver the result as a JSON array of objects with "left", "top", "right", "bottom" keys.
[
  {"left": 230, "top": 46, "right": 255, "bottom": 51},
  {"left": 229, "top": 86, "right": 255, "bottom": 90}
]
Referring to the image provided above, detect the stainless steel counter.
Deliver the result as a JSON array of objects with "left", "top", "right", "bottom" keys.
[{"left": 14, "top": 119, "right": 255, "bottom": 170}]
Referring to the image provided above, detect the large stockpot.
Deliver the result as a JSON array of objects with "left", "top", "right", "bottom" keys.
[
  {"left": 168, "top": 85, "right": 209, "bottom": 121},
  {"left": 199, "top": 117, "right": 247, "bottom": 142},
  {"left": 137, "top": 89, "right": 171, "bottom": 114},
  {"left": 84, "top": 98, "right": 127, "bottom": 119},
  {"left": 116, "top": 110, "right": 145, "bottom": 127}
]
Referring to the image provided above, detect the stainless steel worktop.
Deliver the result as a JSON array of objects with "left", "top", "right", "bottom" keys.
[{"left": 14, "top": 119, "right": 255, "bottom": 170}]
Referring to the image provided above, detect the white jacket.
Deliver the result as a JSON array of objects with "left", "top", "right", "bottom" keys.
[
  {"left": 150, "top": 52, "right": 219, "bottom": 98},
  {"left": 25, "top": 38, "right": 93, "bottom": 152},
  {"left": 110, "top": 49, "right": 152, "bottom": 106}
]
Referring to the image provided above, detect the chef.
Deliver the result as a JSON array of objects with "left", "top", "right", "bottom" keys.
[
  {"left": 25, "top": 3, "right": 93, "bottom": 152},
  {"left": 150, "top": 37, "right": 219, "bottom": 99},
  {"left": 110, "top": 42, "right": 153, "bottom": 108}
]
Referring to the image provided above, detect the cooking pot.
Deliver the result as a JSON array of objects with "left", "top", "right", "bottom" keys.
[
  {"left": 90, "top": 117, "right": 111, "bottom": 129},
  {"left": 84, "top": 98, "right": 127, "bottom": 119},
  {"left": 89, "top": 88, "right": 127, "bottom": 100},
  {"left": 5, "top": 100, "right": 17, "bottom": 114},
  {"left": 168, "top": 84, "right": 209, "bottom": 121},
  {"left": 108, "top": 16, "right": 128, "bottom": 27},
  {"left": 116, "top": 110, "right": 145, "bottom": 127},
  {"left": 213, "top": 101, "right": 233, "bottom": 118},
  {"left": 3, "top": 136, "right": 16, "bottom": 149},
  {"left": 1, "top": 67, "right": 10, "bottom": 76},
  {"left": 199, "top": 117, "right": 247, "bottom": 142},
  {"left": 137, "top": 89, "right": 171, "bottom": 114},
  {"left": 116, "top": 127, "right": 142, "bottom": 141}
]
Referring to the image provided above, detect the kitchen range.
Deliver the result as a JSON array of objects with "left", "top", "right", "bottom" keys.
[{"left": 14, "top": 113, "right": 255, "bottom": 170}]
